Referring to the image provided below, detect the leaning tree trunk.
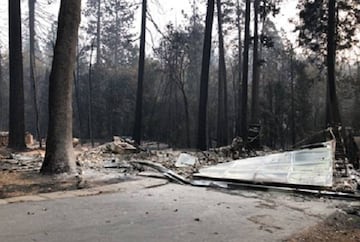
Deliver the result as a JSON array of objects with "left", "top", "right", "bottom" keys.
[
  {"left": 8, "top": 0, "right": 26, "bottom": 150},
  {"left": 41, "top": 0, "right": 81, "bottom": 174},
  {"left": 241, "top": 0, "right": 251, "bottom": 143},
  {"left": 197, "top": 0, "right": 215, "bottom": 151}
]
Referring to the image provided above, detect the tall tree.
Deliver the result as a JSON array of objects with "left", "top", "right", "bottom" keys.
[
  {"left": 216, "top": 0, "right": 228, "bottom": 146},
  {"left": 326, "top": 0, "right": 341, "bottom": 126},
  {"left": 250, "top": 0, "right": 281, "bottom": 125},
  {"left": 235, "top": 0, "right": 243, "bottom": 137},
  {"left": 296, "top": 0, "right": 360, "bottom": 125},
  {"left": 84, "top": 0, "right": 136, "bottom": 67},
  {"left": 133, "top": 0, "right": 146, "bottom": 145},
  {"left": 88, "top": 42, "right": 95, "bottom": 147},
  {"left": 0, "top": 48, "right": 3, "bottom": 130},
  {"left": 250, "top": 0, "right": 260, "bottom": 124},
  {"left": 240, "top": 0, "right": 251, "bottom": 143},
  {"left": 289, "top": 46, "right": 296, "bottom": 146},
  {"left": 8, "top": 0, "right": 26, "bottom": 150},
  {"left": 186, "top": 0, "right": 204, "bottom": 98},
  {"left": 297, "top": 0, "right": 360, "bottom": 61},
  {"left": 28, "top": 0, "right": 42, "bottom": 147},
  {"left": 154, "top": 26, "right": 192, "bottom": 148},
  {"left": 41, "top": 0, "right": 81, "bottom": 174},
  {"left": 96, "top": 0, "right": 101, "bottom": 65},
  {"left": 102, "top": 0, "right": 136, "bottom": 66},
  {"left": 197, "top": 0, "right": 215, "bottom": 150},
  {"left": 186, "top": 1, "right": 205, "bottom": 146}
]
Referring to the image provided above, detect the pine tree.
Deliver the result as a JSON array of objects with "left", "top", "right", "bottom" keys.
[
  {"left": 28, "top": 0, "right": 42, "bottom": 147},
  {"left": 296, "top": 0, "right": 360, "bottom": 126},
  {"left": 8, "top": 0, "right": 26, "bottom": 150},
  {"left": 133, "top": 0, "right": 146, "bottom": 145},
  {"left": 240, "top": 0, "right": 251, "bottom": 143},
  {"left": 84, "top": 0, "right": 137, "bottom": 67},
  {"left": 197, "top": 0, "right": 215, "bottom": 150},
  {"left": 216, "top": 0, "right": 228, "bottom": 146},
  {"left": 41, "top": 0, "right": 81, "bottom": 174}
]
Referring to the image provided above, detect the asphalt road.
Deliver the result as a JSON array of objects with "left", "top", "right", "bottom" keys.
[{"left": 0, "top": 181, "right": 344, "bottom": 242}]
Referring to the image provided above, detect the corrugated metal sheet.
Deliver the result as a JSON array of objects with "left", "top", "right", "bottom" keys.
[{"left": 195, "top": 141, "right": 335, "bottom": 187}]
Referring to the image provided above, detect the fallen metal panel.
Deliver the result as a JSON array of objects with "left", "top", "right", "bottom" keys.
[
  {"left": 130, "top": 160, "right": 190, "bottom": 185},
  {"left": 191, "top": 179, "right": 360, "bottom": 199},
  {"left": 194, "top": 141, "right": 335, "bottom": 187}
]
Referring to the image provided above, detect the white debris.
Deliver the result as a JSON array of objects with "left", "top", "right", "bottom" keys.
[{"left": 175, "top": 153, "right": 198, "bottom": 168}]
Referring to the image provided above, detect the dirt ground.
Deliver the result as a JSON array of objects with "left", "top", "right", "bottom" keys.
[
  {"left": 0, "top": 146, "right": 133, "bottom": 199},
  {"left": 287, "top": 211, "right": 360, "bottom": 242},
  {"left": 0, "top": 170, "right": 81, "bottom": 198}
]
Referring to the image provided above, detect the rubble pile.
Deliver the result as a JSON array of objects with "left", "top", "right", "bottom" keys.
[
  {"left": 76, "top": 137, "right": 234, "bottom": 179},
  {"left": 76, "top": 137, "right": 138, "bottom": 169},
  {"left": 1, "top": 131, "right": 358, "bottom": 195},
  {"left": 333, "top": 163, "right": 360, "bottom": 192},
  {"left": 0, "top": 152, "right": 43, "bottom": 172}
]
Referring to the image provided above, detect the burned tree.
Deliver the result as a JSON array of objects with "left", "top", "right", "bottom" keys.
[
  {"left": 133, "top": 0, "right": 147, "bottom": 145},
  {"left": 8, "top": 0, "right": 26, "bottom": 150},
  {"left": 197, "top": 0, "right": 215, "bottom": 150},
  {"left": 216, "top": 0, "right": 229, "bottom": 147},
  {"left": 41, "top": 0, "right": 81, "bottom": 174},
  {"left": 28, "top": 0, "right": 42, "bottom": 147},
  {"left": 240, "top": 0, "right": 251, "bottom": 143},
  {"left": 296, "top": 0, "right": 360, "bottom": 126}
]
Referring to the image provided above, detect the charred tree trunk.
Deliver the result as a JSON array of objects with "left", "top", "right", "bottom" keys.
[
  {"left": 0, "top": 48, "right": 3, "bottom": 130},
  {"left": 29, "top": 0, "right": 42, "bottom": 147},
  {"left": 174, "top": 65, "right": 191, "bottom": 148},
  {"left": 88, "top": 43, "right": 94, "bottom": 147},
  {"left": 114, "top": 0, "right": 119, "bottom": 66},
  {"left": 41, "top": 0, "right": 81, "bottom": 174},
  {"left": 290, "top": 47, "right": 296, "bottom": 146},
  {"left": 216, "top": 0, "right": 228, "bottom": 147},
  {"left": 326, "top": 0, "right": 341, "bottom": 126},
  {"left": 96, "top": 0, "right": 101, "bottom": 65},
  {"left": 250, "top": 0, "right": 259, "bottom": 124},
  {"left": 235, "top": 0, "right": 242, "bottom": 137},
  {"left": 197, "top": 0, "right": 215, "bottom": 151},
  {"left": 8, "top": 0, "right": 26, "bottom": 150},
  {"left": 133, "top": 0, "right": 147, "bottom": 145},
  {"left": 181, "top": 88, "right": 191, "bottom": 148},
  {"left": 241, "top": 0, "right": 251, "bottom": 143}
]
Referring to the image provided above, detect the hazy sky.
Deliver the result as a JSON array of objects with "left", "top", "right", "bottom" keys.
[{"left": 0, "top": 0, "right": 298, "bottom": 52}]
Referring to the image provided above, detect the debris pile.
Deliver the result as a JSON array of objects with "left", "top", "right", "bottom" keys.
[
  {"left": 1, "top": 127, "right": 358, "bottom": 196},
  {"left": 76, "top": 137, "right": 233, "bottom": 179},
  {"left": 0, "top": 152, "right": 43, "bottom": 172}
]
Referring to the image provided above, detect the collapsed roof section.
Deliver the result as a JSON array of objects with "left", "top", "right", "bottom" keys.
[{"left": 194, "top": 141, "right": 335, "bottom": 188}]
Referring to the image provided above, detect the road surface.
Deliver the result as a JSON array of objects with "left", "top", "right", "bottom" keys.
[{"left": 0, "top": 179, "right": 345, "bottom": 242}]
